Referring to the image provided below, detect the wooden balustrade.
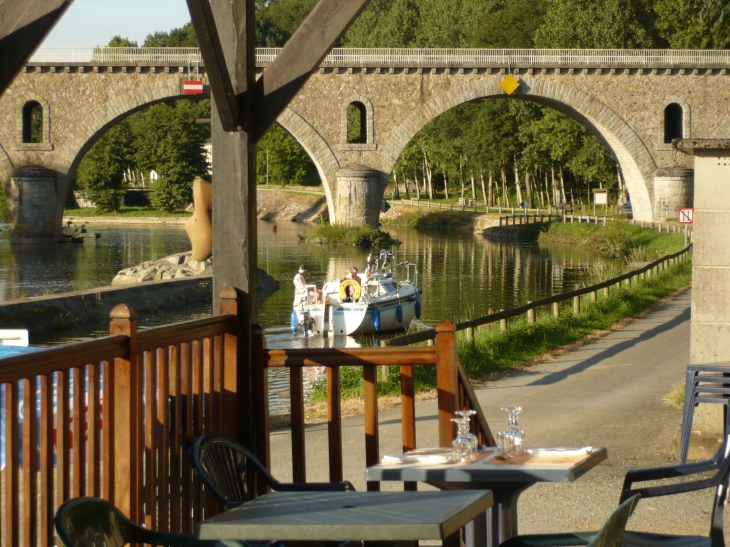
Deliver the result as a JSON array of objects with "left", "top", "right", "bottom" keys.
[
  {"left": 253, "top": 320, "right": 495, "bottom": 493},
  {"left": 0, "top": 292, "right": 491, "bottom": 546},
  {"left": 0, "top": 293, "right": 244, "bottom": 547}
]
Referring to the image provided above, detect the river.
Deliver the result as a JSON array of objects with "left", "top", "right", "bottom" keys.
[{"left": 0, "top": 219, "right": 604, "bottom": 342}]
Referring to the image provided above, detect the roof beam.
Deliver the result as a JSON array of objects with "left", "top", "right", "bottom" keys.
[
  {"left": 0, "top": 0, "right": 73, "bottom": 97},
  {"left": 251, "top": 0, "right": 371, "bottom": 141},
  {"left": 186, "top": 0, "right": 242, "bottom": 132}
]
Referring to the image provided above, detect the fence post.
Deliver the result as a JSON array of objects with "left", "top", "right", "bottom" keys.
[
  {"left": 573, "top": 295, "right": 580, "bottom": 315},
  {"left": 436, "top": 321, "right": 459, "bottom": 448},
  {"left": 466, "top": 327, "right": 475, "bottom": 346},
  {"left": 604, "top": 286, "right": 609, "bottom": 298},
  {"left": 527, "top": 303, "right": 535, "bottom": 324},
  {"left": 109, "top": 304, "right": 141, "bottom": 522},
  {"left": 427, "top": 339, "right": 434, "bottom": 346},
  {"left": 590, "top": 291, "right": 597, "bottom": 303},
  {"left": 251, "top": 323, "right": 270, "bottom": 495},
  {"left": 553, "top": 301, "right": 560, "bottom": 319},
  {"left": 380, "top": 340, "right": 391, "bottom": 380},
  {"left": 500, "top": 310, "right": 507, "bottom": 332}
]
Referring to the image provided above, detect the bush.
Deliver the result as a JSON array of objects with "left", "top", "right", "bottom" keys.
[
  {"left": 0, "top": 183, "right": 10, "bottom": 222},
  {"left": 302, "top": 221, "right": 396, "bottom": 247}
]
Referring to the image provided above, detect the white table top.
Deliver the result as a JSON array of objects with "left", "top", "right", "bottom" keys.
[{"left": 365, "top": 446, "right": 607, "bottom": 484}]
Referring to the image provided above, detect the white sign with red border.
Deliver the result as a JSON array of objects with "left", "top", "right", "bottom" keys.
[
  {"left": 678, "top": 207, "right": 694, "bottom": 224},
  {"left": 184, "top": 80, "right": 204, "bottom": 95}
]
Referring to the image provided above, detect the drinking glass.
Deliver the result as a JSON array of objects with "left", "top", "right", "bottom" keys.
[
  {"left": 455, "top": 410, "right": 479, "bottom": 457},
  {"left": 451, "top": 418, "right": 471, "bottom": 463},
  {"left": 499, "top": 406, "right": 525, "bottom": 457}
]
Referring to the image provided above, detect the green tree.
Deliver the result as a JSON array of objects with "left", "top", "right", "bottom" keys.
[
  {"left": 134, "top": 101, "right": 210, "bottom": 211},
  {"left": 256, "top": 0, "right": 319, "bottom": 46},
  {"left": 469, "top": 0, "right": 546, "bottom": 48},
  {"left": 143, "top": 22, "right": 198, "bottom": 47},
  {"left": 107, "top": 36, "right": 138, "bottom": 47},
  {"left": 534, "top": 0, "right": 660, "bottom": 48},
  {"left": 654, "top": 0, "right": 730, "bottom": 48},
  {"left": 256, "top": 125, "right": 318, "bottom": 186},
  {"left": 76, "top": 122, "right": 134, "bottom": 213}
]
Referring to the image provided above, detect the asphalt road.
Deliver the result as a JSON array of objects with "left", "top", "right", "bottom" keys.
[{"left": 270, "top": 289, "right": 718, "bottom": 538}]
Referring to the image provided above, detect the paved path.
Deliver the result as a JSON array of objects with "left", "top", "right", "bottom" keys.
[{"left": 270, "top": 289, "right": 716, "bottom": 537}]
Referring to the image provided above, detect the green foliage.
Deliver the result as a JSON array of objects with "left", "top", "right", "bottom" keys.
[
  {"left": 107, "top": 36, "right": 138, "bottom": 47},
  {"left": 76, "top": 122, "right": 134, "bottom": 213},
  {"left": 534, "top": 0, "right": 660, "bottom": 48},
  {"left": 256, "top": 0, "right": 319, "bottom": 46},
  {"left": 0, "top": 183, "right": 10, "bottom": 223},
  {"left": 63, "top": 206, "right": 189, "bottom": 218},
  {"left": 256, "top": 125, "right": 319, "bottom": 186},
  {"left": 143, "top": 22, "right": 198, "bottom": 47},
  {"left": 301, "top": 222, "right": 396, "bottom": 248}
]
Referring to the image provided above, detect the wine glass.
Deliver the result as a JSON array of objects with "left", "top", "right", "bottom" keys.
[
  {"left": 455, "top": 410, "right": 479, "bottom": 458},
  {"left": 499, "top": 407, "right": 525, "bottom": 457},
  {"left": 451, "top": 418, "right": 471, "bottom": 463}
]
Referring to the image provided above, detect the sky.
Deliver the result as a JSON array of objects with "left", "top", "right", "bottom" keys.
[{"left": 40, "top": 0, "right": 192, "bottom": 47}]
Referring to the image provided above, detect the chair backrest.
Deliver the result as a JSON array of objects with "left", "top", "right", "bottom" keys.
[
  {"left": 55, "top": 497, "right": 202, "bottom": 547},
  {"left": 680, "top": 364, "right": 730, "bottom": 463},
  {"left": 190, "top": 434, "right": 277, "bottom": 510},
  {"left": 585, "top": 494, "right": 641, "bottom": 547}
]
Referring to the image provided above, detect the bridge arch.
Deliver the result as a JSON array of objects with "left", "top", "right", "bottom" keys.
[{"left": 380, "top": 77, "right": 657, "bottom": 221}]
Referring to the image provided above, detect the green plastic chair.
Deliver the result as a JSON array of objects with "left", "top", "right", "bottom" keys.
[
  {"left": 55, "top": 497, "right": 243, "bottom": 547},
  {"left": 498, "top": 494, "right": 641, "bottom": 547}
]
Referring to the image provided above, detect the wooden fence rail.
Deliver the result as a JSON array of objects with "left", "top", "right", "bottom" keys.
[
  {"left": 389, "top": 244, "right": 693, "bottom": 347},
  {"left": 0, "top": 294, "right": 490, "bottom": 546}
]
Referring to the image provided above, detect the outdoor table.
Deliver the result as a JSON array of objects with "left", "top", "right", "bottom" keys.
[
  {"left": 196, "top": 490, "right": 494, "bottom": 547},
  {"left": 365, "top": 446, "right": 607, "bottom": 547}
]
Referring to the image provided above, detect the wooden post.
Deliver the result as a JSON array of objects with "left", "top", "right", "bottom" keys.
[
  {"left": 466, "top": 327, "right": 475, "bottom": 346},
  {"left": 527, "top": 304, "right": 535, "bottom": 324},
  {"left": 604, "top": 286, "right": 609, "bottom": 298},
  {"left": 109, "top": 304, "right": 141, "bottom": 522},
  {"left": 553, "top": 301, "right": 560, "bottom": 319},
  {"left": 251, "top": 323, "right": 270, "bottom": 493},
  {"left": 500, "top": 310, "right": 507, "bottom": 332},
  {"left": 380, "top": 339, "right": 391, "bottom": 380},
  {"left": 435, "top": 321, "right": 458, "bottom": 448},
  {"left": 573, "top": 295, "right": 580, "bottom": 315},
  {"left": 590, "top": 291, "right": 597, "bottom": 303}
]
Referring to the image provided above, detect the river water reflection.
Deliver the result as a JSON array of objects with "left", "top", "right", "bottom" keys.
[{"left": 1, "top": 220, "right": 604, "bottom": 340}]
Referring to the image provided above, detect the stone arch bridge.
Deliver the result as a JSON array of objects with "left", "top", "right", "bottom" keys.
[{"left": 3, "top": 47, "right": 730, "bottom": 241}]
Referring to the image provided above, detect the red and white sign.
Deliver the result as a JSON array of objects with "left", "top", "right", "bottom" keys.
[
  {"left": 183, "top": 80, "right": 204, "bottom": 95},
  {"left": 678, "top": 207, "right": 694, "bottom": 224}
]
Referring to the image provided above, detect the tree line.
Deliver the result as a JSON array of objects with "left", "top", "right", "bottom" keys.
[{"left": 74, "top": 0, "right": 730, "bottom": 212}]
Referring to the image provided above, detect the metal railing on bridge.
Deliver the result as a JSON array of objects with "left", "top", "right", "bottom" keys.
[{"left": 28, "top": 47, "right": 730, "bottom": 67}]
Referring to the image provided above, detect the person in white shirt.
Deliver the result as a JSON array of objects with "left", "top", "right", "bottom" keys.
[{"left": 293, "top": 265, "right": 322, "bottom": 304}]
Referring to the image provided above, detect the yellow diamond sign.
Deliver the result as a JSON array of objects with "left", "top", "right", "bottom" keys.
[{"left": 500, "top": 74, "right": 520, "bottom": 95}]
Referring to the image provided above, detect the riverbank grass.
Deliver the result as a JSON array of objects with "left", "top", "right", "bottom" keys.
[
  {"left": 311, "top": 257, "right": 692, "bottom": 401},
  {"left": 301, "top": 222, "right": 396, "bottom": 247},
  {"left": 64, "top": 206, "right": 190, "bottom": 218}
]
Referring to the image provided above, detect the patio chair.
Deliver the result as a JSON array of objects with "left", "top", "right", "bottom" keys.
[
  {"left": 678, "top": 363, "right": 730, "bottom": 464},
  {"left": 498, "top": 493, "right": 640, "bottom": 547},
  {"left": 618, "top": 441, "right": 730, "bottom": 547},
  {"left": 189, "top": 434, "right": 356, "bottom": 511},
  {"left": 54, "top": 496, "right": 238, "bottom": 547}
]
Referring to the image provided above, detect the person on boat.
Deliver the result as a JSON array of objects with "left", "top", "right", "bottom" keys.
[
  {"left": 342, "top": 266, "right": 361, "bottom": 284},
  {"left": 293, "top": 265, "right": 322, "bottom": 304}
]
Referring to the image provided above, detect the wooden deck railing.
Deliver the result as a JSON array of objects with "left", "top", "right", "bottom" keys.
[
  {"left": 0, "top": 289, "right": 245, "bottom": 547},
  {"left": 0, "top": 290, "right": 490, "bottom": 546},
  {"left": 389, "top": 244, "right": 693, "bottom": 346},
  {"left": 254, "top": 320, "right": 494, "bottom": 493}
]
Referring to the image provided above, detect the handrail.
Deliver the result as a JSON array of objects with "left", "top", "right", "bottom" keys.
[
  {"left": 27, "top": 47, "right": 730, "bottom": 67},
  {"left": 390, "top": 244, "right": 692, "bottom": 346}
]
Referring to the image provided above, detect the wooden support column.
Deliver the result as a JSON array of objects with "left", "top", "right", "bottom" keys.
[{"left": 436, "top": 320, "right": 459, "bottom": 448}]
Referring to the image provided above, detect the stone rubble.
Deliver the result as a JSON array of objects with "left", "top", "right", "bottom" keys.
[{"left": 111, "top": 251, "right": 212, "bottom": 286}]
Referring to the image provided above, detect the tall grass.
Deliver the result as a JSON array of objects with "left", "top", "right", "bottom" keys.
[
  {"left": 311, "top": 258, "right": 692, "bottom": 401},
  {"left": 301, "top": 221, "right": 396, "bottom": 247}
]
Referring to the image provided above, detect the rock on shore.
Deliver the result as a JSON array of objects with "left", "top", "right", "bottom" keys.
[
  {"left": 112, "top": 252, "right": 212, "bottom": 285},
  {"left": 111, "top": 252, "right": 281, "bottom": 298}
]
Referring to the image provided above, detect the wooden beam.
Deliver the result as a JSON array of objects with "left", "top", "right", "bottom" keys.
[
  {"left": 0, "top": 0, "right": 73, "bottom": 97},
  {"left": 208, "top": 0, "right": 258, "bottom": 456},
  {"left": 251, "top": 0, "right": 371, "bottom": 141},
  {"left": 186, "top": 0, "right": 241, "bottom": 132}
]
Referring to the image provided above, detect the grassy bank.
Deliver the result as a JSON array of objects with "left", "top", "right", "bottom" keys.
[
  {"left": 64, "top": 206, "right": 190, "bottom": 218},
  {"left": 301, "top": 222, "right": 396, "bottom": 248},
  {"left": 311, "top": 257, "right": 692, "bottom": 402},
  {"left": 539, "top": 221, "right": 686, "bottom": 258},
  {"left": 381, "top": 208, "right": 476, "bottom": 231}
]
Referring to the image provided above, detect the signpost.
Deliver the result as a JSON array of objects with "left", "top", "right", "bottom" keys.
[
  {"left": 678, "top": 207, "right": 694, "bottom": 247},
  {"left": 183, "top": 80, "right": 204, "bottom": 95}
]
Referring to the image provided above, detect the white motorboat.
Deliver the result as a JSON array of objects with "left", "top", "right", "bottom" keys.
[{"left": 291, "top": 250, "right": 422, "bottom": 337}]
